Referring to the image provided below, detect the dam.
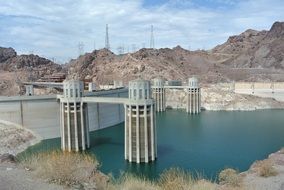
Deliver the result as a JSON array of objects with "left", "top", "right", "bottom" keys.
[
  {"left": 3, "top": 79, "right": 284, "bottom": 179},
  {"left": 0, "top": 77, "right": 201, "bottom": 163}
]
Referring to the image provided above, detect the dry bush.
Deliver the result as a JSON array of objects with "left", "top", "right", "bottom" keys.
[
  {"left": 158, "top": 168, "right": 195, "bottom": 190},
  {"left": 191, "top": 179, "right": 217, "bottom": 190},
  {"left": 108, "top": 169, "right": 218, "bottom": 190},
  {"left": 254, "top": 159, "right": 277, "bottom": 177},
  {"left": 158, "top": 168, "right": 217, "bottom": 190},
  {"left": 20, "top": 151, "right": 105, "bottom": 187},
  {"left": 110, "top": 173, "right": 160, "bottom": 190},
  {"left": 218, "top": 168, "right": 241, "bottom": 187}
]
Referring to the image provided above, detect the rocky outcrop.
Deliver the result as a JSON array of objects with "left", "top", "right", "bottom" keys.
[
  {"left": 67, "top": 22, "right": 284, "bottom": 85},
  {"left": 201, "top": 84, "right": 284, "bottom": 110},
  {"left": 0, "top": 47, "right": 17, "bottom": 63},
  {"left": 0, "top": 47, "right": 63, "bottom": 96},
  {"left": 213, "top": 21, "right": 284, "bottom": 70},
  {"left": 165, "top": 84, "right": 284, "bottom": 111},
  {"left": 2, "top": 21, "right": 284, "bottom": 96},
  {"left": 242, "top": 149, "right": 284, "bottom": 190},
  {"left": 0, "top": 121, "right": 41, "bottom": 156}
]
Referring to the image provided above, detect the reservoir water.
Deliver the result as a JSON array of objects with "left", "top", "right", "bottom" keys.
[{"left": 20, "top": 110, "right": 284, "bottom": 179}]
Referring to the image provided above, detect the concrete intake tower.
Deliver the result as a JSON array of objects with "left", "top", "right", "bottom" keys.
[
  {"left": 124, "top": 80, "right": 157, "bottom": 163},
  {"left": 186, "top": 77, "right": 201, "bottom": 114},
  {"left": 152, "top": 78, "right": 166, "bottom": 112},
  {"left": 59, "top": 80, "right": 90, "bottom": 151}
]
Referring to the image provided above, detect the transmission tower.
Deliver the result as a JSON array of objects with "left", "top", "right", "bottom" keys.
[
  {"left": 105, "top": 24, "right": 110, "bottom": 50},
  {"left": 78, "top": 42, "right": 84, "bottom": 56},
  {"left": 117, "top": 45, "right": 124, "bottom": 55},
  {"left": 150, "top": 25, "right": 155, "bottom": 49},
  {"left": 132, "top": 44, "right": 137, "bottom": 52}
]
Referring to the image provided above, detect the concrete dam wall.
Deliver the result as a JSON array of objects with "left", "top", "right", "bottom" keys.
[{"left": 0, "top": 88, "right": 128, "bottom": 139}]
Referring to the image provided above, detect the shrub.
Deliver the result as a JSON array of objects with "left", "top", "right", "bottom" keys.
[
  {"left": 218, "top": 168, "right": 241, "bottom": 187},
  {"left": 191, "top": 179, "right": 217, "bottom": 190},
  {"left": 20, "top": 151, "right": 106, "bottom": 187},
  {"left": 254, "top": 159, "right": 277, "bottom": 177},
  {"left": 111, "top": 173, "right": 160, "bottom": 190},
  {"left": 158, "top": 168, "right": 194, "bottom": 190}
]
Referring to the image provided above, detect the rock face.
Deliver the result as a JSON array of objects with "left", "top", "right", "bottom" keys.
[
  {"left": 0, "top": 47, "right": 63, "bottom": 96},
  {"left": 2, "top": 21, "right": 284, "bottom": 96},
  {"left": 0, "top": 53, "right": 62, "bottom": 74},
  {"left": 67, "top": 22, "right": 284, "bottom": 84},
  {"left": 164, "top": 84, "right": 284, "bottom": 111},
  {"left": 213, "top": 21, "right": 284, "bottom": 70},
  {"left": 242, "top": 149, "right": 284, "bottom": 190},
  {"left": 0, "top": 47, "right": 17, "bottom": 63},
  {"left": 0, "top": 121, "right": 40, "bottom": 156}
]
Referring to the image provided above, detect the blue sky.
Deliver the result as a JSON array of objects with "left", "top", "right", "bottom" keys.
[{"left": 0, "top": 0, "right": 284, "bottom": 63}]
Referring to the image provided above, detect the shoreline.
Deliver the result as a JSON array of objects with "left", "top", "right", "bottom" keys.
[{"left": 1, "top": 109, "right": 284, "bottom": 189}]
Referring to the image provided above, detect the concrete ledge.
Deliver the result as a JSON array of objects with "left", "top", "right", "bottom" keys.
[{"left": 0, "top": 95, "right": 57, "bottom": 102}]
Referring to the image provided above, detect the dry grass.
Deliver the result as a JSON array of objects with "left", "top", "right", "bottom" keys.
[
  {"left": 109, "top": 173, "right": 160, "bottom": 190},
  {"left": 253, "top": 159, "right": 278, "bottom": 177},
  {"left": 218, "top": 168, "right": 242, "bottom": 187},
  {"left": 108, "top": 169, "right": 217, "bottom": 190},
  {"left": 191, "top": 179, "right": 217, "bottom": 190},
  {"left": 20, "top": 150, "right": 107, "bottom": 188},
  {"left": 158, "top": 168, "right": 216, "bottom": 190},
  {"left": 158, "top": 168, "right": 194, "bottom": 190},
  {"left": 20, "top": 151, "right": 251, "bottom": 190}
]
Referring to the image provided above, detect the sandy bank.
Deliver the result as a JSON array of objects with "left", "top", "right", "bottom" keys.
[
  {"left": 0, "top": 120, "right": 41, "bottom": 156},
  {"left": 242, "top": 149, "right": 284, "bottom": 190}
]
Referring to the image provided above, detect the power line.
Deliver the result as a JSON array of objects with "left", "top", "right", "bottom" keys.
[
  {"left": 78, "top": 42, "right": 84, "bottom": 56},
  {"left": 117, "top": 45, "right": 124, "bottom": 55},
  {"left": 132, "top": 44, "right": 137, "bottom": 52}
]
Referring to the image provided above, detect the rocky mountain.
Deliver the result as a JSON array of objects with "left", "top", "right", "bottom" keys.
[
  {"left": 1, "top": 21, "right": 284, "bottom": 96},
  {"left": 0, "top": 47, "right": 17, "bottom": 63},
  {"left": 67, "top": 46, "right": 226, "bottom": 84},
  {"left": 0, "top": 47, "right": 63, "bottom": 96},
  {"left": 67, "top": 21, "right": 284, "bottom": 84},
  {"left": 212, "top": 22, "right": 284, "bottom": 70},
  {"left": 0, "top": 48, "right": 62, "bottom": 74}
]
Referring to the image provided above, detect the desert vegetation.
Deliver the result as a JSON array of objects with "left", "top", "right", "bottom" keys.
[
  {"left": 20, "top": 151, "right": 108, "bottom": 189},
  {"left": 18, "top": 151, "right": 255, "bottom": 190},
  {"left": 252, "top": 159, "right": 278, "bottom": 177},
  {"left": 218, "top": 168, "right": 242, "bottom": 187}
]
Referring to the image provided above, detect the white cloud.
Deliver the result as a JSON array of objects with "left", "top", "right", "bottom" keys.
[{"left": 0, "top": 0, "right": 283, "bottom": 63}]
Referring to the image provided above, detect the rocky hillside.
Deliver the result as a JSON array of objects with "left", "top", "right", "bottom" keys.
[
  {"left": 68, "top": 22, "right": 284, "bottom": 84},
  {"left": 1, "top": 21, "right": 284, "bottom": 95},
  {"left": 0, "top": 47, "right": 17, "bottom": 63},
  {"left": 213, "top": 22, "right": 284, "bottom": 69},
  {"left": 0, "top": 47, "right": 63, "bottom": 96},
  {"left": 67, "top": 46, "right": 225, "bottom": 84},
  {"left": 0, "top": 47, "right": 62, "bottom": 76}
]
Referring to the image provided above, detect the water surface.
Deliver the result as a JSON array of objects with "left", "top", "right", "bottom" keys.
[{"left": 21, "top": 110, "right": 284, "bottom": 179}]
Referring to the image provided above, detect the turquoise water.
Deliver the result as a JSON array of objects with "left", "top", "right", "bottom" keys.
[{"left": 20, "top": 110, "right": 284, "bottom": 180}]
